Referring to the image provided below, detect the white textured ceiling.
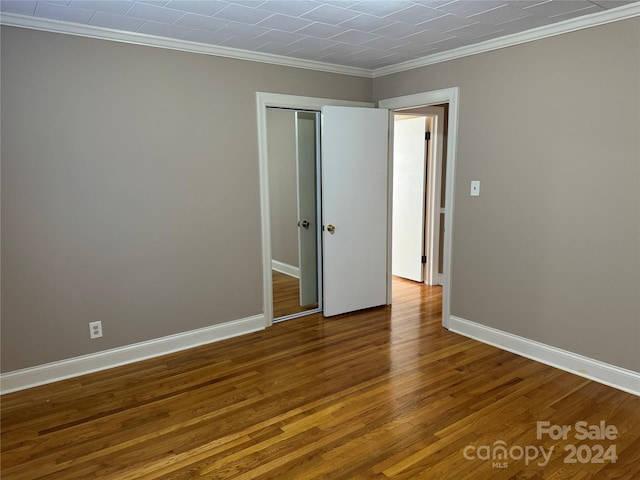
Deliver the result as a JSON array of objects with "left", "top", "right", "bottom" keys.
[{"left": 1, "top": 0, "right": 636, "bottom": 70}]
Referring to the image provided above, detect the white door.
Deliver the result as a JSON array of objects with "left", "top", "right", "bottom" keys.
[
  {"left": 296, "top": 112, "right": 318, "bottom": 306},
  {"left": 322, "top": 106, "right": 389, "bottom": 317},
  {"left": 392, "top": 115, "right": 427, "bottom": 282}
]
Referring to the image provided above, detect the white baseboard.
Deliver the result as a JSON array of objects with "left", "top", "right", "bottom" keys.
[
  {"left": 449, "top": 316, "right": 640, "bottom": 396},
  {"left": 0, "top": 314, "right": 265, "bottom": 394},
  {"left": 272, "top": 260, "right": 299, "bottom": 278}
]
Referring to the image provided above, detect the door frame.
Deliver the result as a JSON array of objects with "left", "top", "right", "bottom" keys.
[
  {"left": 379, "top": 87, "right": 459, "bottom": 329},
  {"left": 422, "top": 107, "right": 445, "bottom": 286},
  {"left": 256, "top": 92, "right": 372, "bottom": 327}
]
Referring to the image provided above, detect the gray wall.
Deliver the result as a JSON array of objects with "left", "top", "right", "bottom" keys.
[
  {"left": 3, "top": 18, "right": 639, "bottom": 376},
  {"left": 0, "top": 26, "right": 371, "bottom": 372},
  {"left": 267, "top": 109, "right": 299, "bottom": 268},
  {"left": 374, "top": 18, "right": 640, "bottom": 371}
]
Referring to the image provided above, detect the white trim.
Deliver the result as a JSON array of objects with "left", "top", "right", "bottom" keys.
[
  {"left": 0, "top": 12, "right": 372, "bottom": 78},
  {"left": 256, "top": 93, "right": 373, "bottom": 328},
  {"left": 2, "top": 4, "right": 638, "bottom": 79},
  {"left": 0, "top": 315, "right": 265, "bottom": 394},
  {"left": 449, "top": 316, "right": 640, "bottom": 396},
  {"left": 379, "top": 88, "right": 459, "bottom": 329},
  {"left": 422, "top": 107, "right": 445, "bottom": 287},
  {"left": 372, "top": 2, "right": 640, "bottom": 77},
  {"left": 272, "top": 260, "right": 300, "bottom": 278}
]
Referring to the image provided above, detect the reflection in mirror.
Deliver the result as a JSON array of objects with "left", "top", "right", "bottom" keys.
[{"left": 266, "top": 108, "right": 321, "bottom": 320}]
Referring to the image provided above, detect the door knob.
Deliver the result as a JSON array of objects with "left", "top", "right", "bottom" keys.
[
  {"left": 301, "top": 220, "right": 310, "bottom": 229},
  {"left": 327, "top": 224, "right": 335, "bottom": 234}
]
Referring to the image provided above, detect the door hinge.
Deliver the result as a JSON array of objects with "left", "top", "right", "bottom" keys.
[
  {"left": 421, "top": 255, "right": 427, "bottom": 264},
  {"left": 425, "top": 131, "right": 431, "bottom": 141}
]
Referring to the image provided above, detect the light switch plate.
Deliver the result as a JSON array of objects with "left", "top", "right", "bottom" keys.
[{"left": 470, "top": 180, "right": 480, "bottom": 196}]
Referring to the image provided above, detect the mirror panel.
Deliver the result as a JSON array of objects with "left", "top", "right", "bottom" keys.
[{"left": 266, "top": 108, "right": 321, "bottom": 320}]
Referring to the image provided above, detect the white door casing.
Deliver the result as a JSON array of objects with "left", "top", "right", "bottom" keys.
[
  {"left": 321, "top": 106, "right": 390, "bottom": 317},
  {"left": 379, "top": 88, "right": 459, "bottom": 329},
  {"left": 421, "top": 106, "right": 445, "bottom": 286}
]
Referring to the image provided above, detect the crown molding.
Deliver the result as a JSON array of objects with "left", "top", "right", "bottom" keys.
[
  {"left": 1, "top": 2, "right": 639, "bottom": 80},
  {"left": 0, "top": 12, "right": 373, "bottom": 78},
  {"left": 372, "top": 2, "right": 640, "bottom": 78}
]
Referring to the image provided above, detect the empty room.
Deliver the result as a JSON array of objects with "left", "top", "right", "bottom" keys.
[{"left": 1, "top": 1, "right": 639, "bottom": 478}]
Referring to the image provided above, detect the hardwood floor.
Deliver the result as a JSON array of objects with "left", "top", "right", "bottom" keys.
[
  {"left": 272, "top": 270, "right": 318, "bottom": 319},
  {"left": 2, "top": 277, "right": 639, "bottom": 479}
]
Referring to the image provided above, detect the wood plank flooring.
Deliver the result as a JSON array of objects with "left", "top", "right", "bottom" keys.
[
  {"left": 2, "top": 277, "right": 639, "bottom": 479},
  {"left": 272, "top": 270, "right": 318, "bottom": 319}
]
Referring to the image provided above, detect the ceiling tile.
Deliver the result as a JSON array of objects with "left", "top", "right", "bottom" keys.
[
  {"left": 345, "top": 47, "right": 389, "bottom": 60},
  {"left": 135, "top": 1, "right": 170, "bottom": 7},
  {"left": 322, "top": 1, "right": 360, "bottom": 7},
  {"left": 372, "top": 21, "right": 423, "bottom": 39},
  {"left": 419, "top": 14, "right": 477, "bottom": 32},
  {"left": 497, "top": 12, "right": 555, "bottom": 32},
  {"left": 469, "top": 4, "right": 533, "bottom": 24},
  {"left": 371, "top": 50, "right": 417, "bottom": 63},
  {"left": 402, "top": 28, "right": 453, "bottom": 44},
  {"left": 323, "top": 42, "right": 369, "bottom": 55},
  {"left": 347, "top": 1, "right": 414, "bottom": 17},
  {"left": 181, "top": 29, "right": 232, "bottom": 44},
  {"left": 164, "top": 0, "right": 227, "bottom": 16},
  {"left": 289, "top": 36, "right": 340, "bottom": 51},
  {"left": 361, "top": 35, "right": 411, "bottom": 50},
  {"left": 437, "top": 0, "right": 510, "bottom": 17},
  {"left": 125, "top": 2, "right": 183, "bottom": 23},
  {"left": 590, "top": 0, "right": 637, "bottom": 7},
  {"left": 255, "top": 29, "right": 306, "bottom": 45},
  {"left": 89, "top": 11, "right": 145, "bottom": 30},
  {"left": 213, "top": 3, "right": 274, "bottom": 24},
  {"left": 255, "top": 0, "right": 320, "bottom": 17},
  {"left": 220, "top": 35, "right": 269, "bottom": 50},
  {"left": 257, "top": 13, "right": 313, "bottom": 32},
  {"left": 523, "top": 0, "right": 597, "bottom": 18},
  {"left": 445, "top": 21, "right": 505, "bottom": 39},
  {"left": 289, "top": 37, "right": 341, "bottom": 58},
  {"left": 137, "top": 20, "right": 191, "bottom": 38},
  {"left": 301, "top": 4, "right": 362, "bottom": 24},
  {"left": 0, "top": 1, "right": 37, "bottom": 15},
  {"left": 314, "top": 50, "right": 368, "bottom": 64},
  {"left": 295, "top": 22, "right": 349, "bottom": 38},
  {"left": 330, "top": 29, "right": 380, "bottom": 44},
  {"left": 34, "top": 1, "right": 95, "bottom": 23},
  {"left": 40, "top": 1, "right": 73, "bottom": 6},
  {"left": 175, "top": 13, "right": 229, "bottom": 31},
  {"left": 389, "top": 40, "right": 441, "bottom": 55},
  {"left": 70, "top": 1, "right": 133, "bottom": 16},
  {"left": 216, "top": 21, "right": 270, "bottom": 38},
  {"left": 427, "top": 1, "right": 459, "bottom": 6},
  {"left": 546, "top": 4, "right": 604, "bottom": 20},
  {"left": 337, "top": 13, "right": 396, "bottom": 31},
  {"left": 385, "top": 4, "right": 447, "bottom": 25},
  {"left": 255, "top": 41, "right": 305, "bottom": 55},
  {"left": 425, "top": 36, "right": 471, "bottom": 51}
]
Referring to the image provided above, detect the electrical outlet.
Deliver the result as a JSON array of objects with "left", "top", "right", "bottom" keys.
[
  {"left": 470, "top": 180, "right": 480, "bottom": 197},
  {"left": 89, "top": 321, "right": 103, "bottom": 339}
]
